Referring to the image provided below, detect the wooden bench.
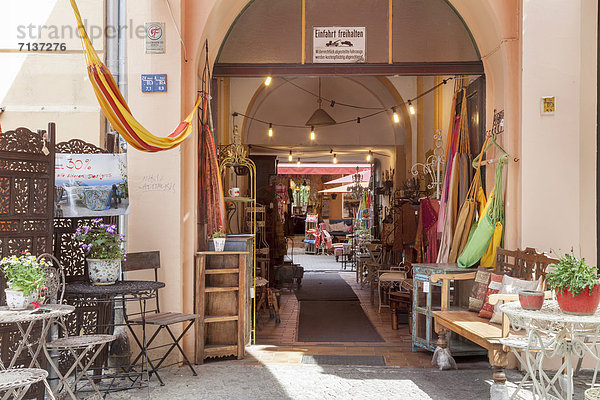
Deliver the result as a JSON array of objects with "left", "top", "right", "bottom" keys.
[{"left": 430, "top": 248, "right": 557, "bottom": 387}]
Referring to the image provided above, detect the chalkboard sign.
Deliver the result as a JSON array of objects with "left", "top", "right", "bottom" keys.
[{"left": 141, "top": 74, "right": 167, "bottom": 92}]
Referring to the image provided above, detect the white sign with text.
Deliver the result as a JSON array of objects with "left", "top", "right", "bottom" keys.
[{"left": 313, "top": 27, "right": 366, "bottom": 63}]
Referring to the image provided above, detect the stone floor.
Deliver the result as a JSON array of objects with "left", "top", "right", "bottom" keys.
[{"left": 103, "top": 250, "right": 596, "bottom": 399}]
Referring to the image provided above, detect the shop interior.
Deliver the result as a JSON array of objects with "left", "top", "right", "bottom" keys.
[{"left": 209, "top": 73, "right": 487, "bottom": 352}]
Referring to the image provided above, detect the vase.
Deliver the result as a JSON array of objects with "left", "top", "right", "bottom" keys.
[
  {"left": 213, "top": 237, "right": 226, "bottom": 252},
  {"left": 555, "top": 285, "right": 600, "bottom": 315},
  {"left": 87, "top": 259, "right": 121, "bottom": 285},
  {"left": 5, "top": 289, "right": 37, "bottom": 310}
]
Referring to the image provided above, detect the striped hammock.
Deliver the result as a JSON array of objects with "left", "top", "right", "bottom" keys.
[{"left": 69, "top": 0, "right": 200, "bottom": 152}]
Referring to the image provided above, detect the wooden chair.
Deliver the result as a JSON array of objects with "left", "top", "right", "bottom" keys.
[{"left": 122, "top": 251, "right": 200, "bottom": 386}]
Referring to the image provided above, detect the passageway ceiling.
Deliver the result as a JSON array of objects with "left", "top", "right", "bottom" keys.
[{"left": 243, "top": 76, "right": 405, "bottom": 160}]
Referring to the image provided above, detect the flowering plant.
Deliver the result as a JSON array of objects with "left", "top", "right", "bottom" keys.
[
  {"left": 0, "top": 253, "right": 48, "bottom": 296},
  {"left": 74, "top": 219, "right": 126, "bottom": 260}
]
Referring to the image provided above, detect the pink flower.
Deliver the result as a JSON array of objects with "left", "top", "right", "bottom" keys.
[{"left": 31, "top": 302, "right": 39, "bottom": 309}]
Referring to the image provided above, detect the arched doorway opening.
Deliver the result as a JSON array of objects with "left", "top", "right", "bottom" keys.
[{"left": 179, "top": 0, "right": 519, "bottom": 361}]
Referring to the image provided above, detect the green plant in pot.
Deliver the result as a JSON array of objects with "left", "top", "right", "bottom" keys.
[
  {"left": 0, "top": 253, "right": 48, "bottom": 309},
  {"left": 74, "top": 218, "right": 126, "bottom": 286},
  {"left": 212, "top": 230, "right": 227, "bottom": 252},
  {"left": 546, "top": 253, "right": 600, "bottom": 315}
]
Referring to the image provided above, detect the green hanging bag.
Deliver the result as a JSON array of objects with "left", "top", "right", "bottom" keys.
[{"left": 457, "top": 152, "right": 507, "bottom": 268}]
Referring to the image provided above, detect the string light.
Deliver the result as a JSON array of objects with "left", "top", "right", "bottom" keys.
[
  {"left": 367, "top": 150, "right": 372, "bottom": 162},
  {"left": 288, "top": 150, "right": 293, "bottom": 162},
  {"left": 333, "top": 154, "right": 338, "bottom": 164},
  {"left": 392, "top": 107, "right": 400, "bottom": 123},
  {"left": 268, "top": 123, "right": 273, "bottom": 137},
  {"left": 296, "top": 158, "right": 301, "bottom": 166},
  {"left": 234, "top": 77, "right": 459, "bottom": 131}
]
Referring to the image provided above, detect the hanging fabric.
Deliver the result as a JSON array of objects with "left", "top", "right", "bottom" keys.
[
  {"left": 69, "top": 0, "right": 201, "bottom": 152},
  {"left": 457, "top": 137, "right": 508, "bottom": 268},
  {"left": 448, "top": 136, "right": 490, "bottom": 262},
  {"left": 437, "top": 89, "right": 469, "bottom": 263},
  {"left": 456, "top": 92, "right": 472, "bottom": 207},
  {"left": 198, "top": 43, "right": 225, "bottom": 239}
]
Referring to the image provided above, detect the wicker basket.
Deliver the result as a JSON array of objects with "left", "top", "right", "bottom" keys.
[{"left": 585, "top": 388, "right": 600, "bottom": 400}]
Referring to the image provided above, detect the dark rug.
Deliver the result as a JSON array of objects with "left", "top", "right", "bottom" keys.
[
  {"left": 297, "top": 300, "right": 384, "bottom": 342},
  {"left": 294, "top": 273, "right": 358, "bottom": 301},
  {"left": 301, "top": 355, "right": 386, "bottom": 366}
]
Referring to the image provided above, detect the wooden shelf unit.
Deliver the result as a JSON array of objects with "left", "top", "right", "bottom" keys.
[{"left": 195, "top": 251, "right": 248, "bottom": 363}]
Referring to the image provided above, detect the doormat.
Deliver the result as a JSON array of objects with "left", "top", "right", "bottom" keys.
[
  {"left": 295, "top": 273, "right": 358, "bottom": 301},
  {"left": 301, "top": 355, "right": 386, "bottom": 366},
  {"left": 297, "top": 300, "right": 384, "bottom": 342}
]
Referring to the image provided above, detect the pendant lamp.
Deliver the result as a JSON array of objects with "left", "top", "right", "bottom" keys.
[{"left": 305, "top": 78, "right": 336, "bottom": 126}]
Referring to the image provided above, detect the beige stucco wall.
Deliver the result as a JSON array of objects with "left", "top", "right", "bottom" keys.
[
  {"left": 521, "top": 0, "right": 597, "bottom": 263},
  {"left": 0, "top": 0, "right": 104, "bottom": 144}
]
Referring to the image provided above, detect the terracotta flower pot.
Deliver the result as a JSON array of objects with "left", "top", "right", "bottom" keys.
[
  {"left": 518, "top": 290, "right": 544, "bottom": 310},
  {"left": 555, "top": 285, "right": 600, "bottom": 315}
]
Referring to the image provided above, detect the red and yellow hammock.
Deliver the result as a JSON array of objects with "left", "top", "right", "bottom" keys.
[{"left": 69, "top": 0, "right": 200, "bottom": 152}]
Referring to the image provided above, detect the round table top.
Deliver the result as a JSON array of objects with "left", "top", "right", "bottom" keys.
[
  {"left": 501, "top": 300, "right": 600, "bottom": 324},
  {"left": 64, "top": 280, "right": 165, "bottom": 296},
  {"left": 0, "top": 304, "right": 74, "bottom": 324}
]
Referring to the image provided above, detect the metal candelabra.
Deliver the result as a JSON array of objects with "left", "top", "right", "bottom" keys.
[{"left": 410, "top": 129, "right": 446, "bottom": 199}]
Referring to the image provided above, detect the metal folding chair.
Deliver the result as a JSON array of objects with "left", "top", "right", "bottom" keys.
[
  {"left": 122, "top": 252, "right": 200, "bottom": 386},
  {"left": 36, "top": 254, "right": 116, "bottom": 400}
]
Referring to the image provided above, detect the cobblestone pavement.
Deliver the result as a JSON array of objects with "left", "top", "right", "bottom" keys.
[{"left": 105, "top": 364, "right": 537, "bottom": 400}]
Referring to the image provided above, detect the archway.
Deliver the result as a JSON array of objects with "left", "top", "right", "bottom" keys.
[{"left": 179, "top": 0, "right": 520, "bottom": 355}]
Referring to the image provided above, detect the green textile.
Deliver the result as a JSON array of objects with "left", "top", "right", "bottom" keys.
[{"left": 457, "top": 151, "right": 507, "bottom": 268}]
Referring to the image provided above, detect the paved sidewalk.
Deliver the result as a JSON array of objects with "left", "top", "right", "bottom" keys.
[{"left": 105, "top": 364, "right": 536, "bottom": 400}]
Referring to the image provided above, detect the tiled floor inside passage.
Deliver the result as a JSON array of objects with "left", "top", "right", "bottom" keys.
[{"left": 235, "top": 252, "right": 489, "bottom": 369}]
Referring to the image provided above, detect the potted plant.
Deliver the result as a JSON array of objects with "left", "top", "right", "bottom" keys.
[
  {"left": 546, "top": 253, "right": 600, "bottom": 315},
  {"left": 212, "top": 231, "right": 227, "bottom": 252},
  {"left": 74, "top": 218, "right": 126, "bottom": 285},
  {"left": 0, "top": 253, "right": 48, "bottom": 309}
]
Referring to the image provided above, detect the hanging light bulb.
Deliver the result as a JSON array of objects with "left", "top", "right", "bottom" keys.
[
  {"left": 366, "top": 150, "right": 372, "bottom": 162},
  {"left": 268, "top": 123, "right": 273, "bottom": 137},
  {"left": 288, "top": 150, "right": 293, "bottom": 162},
  {"left": 296, "top": 158, "right": 301, "bottom": 166},
  {"left": 333, "top": 154, "right": 338, "bottom": 164},
  {"left": 264, "top": 76, "right": 272, "bottom": 86},
  {"left": 310, "top": 126, "right": 315, "bottom": 141},
  {"left": 392, "top": 107, "right": 400, "bottom": 123},
  {"left": 408, "top": 101, "right": 416, "bottom": 115}
]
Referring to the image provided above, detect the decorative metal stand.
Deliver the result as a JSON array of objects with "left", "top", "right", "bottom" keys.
[
  {"left": 410, "top": 129, "right": 446, "bottom": 199},
  {"left": 218, "top": 125, "right": 257, "bottom": 344}
]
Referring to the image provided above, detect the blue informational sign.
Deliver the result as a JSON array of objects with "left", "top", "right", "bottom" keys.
[{"left": 141, "top": 74, "right": 167, "bottom": 92}]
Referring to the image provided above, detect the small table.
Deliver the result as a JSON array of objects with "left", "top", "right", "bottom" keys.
[
  {"left": 389, "top": 291, "right": 412, "bottom": 331},
  {"left": 64, "top": 281, "right": 165, "bottom": 389},
  {"left": 0, "top": 304, "right": 75, "bottom": 399},
  {"left": 501, "top": 300, "right": 600, "bottom": 399},
  {"left": 0, "top": 304, "right": 75, "bottom": 370}
]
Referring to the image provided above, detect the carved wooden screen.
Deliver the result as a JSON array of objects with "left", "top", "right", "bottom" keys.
[
  {"left": 53, "top": 139, "right": 115, "bottom": 376},
  {"left": 0, "top": 125, "right": 55, "bottom": 259},
  {"left": 0, "top": 125, "right": 55, "bottom": 400}
]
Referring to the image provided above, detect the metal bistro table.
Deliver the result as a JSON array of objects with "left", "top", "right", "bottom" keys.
[
  {"left": 64, "top": 280, "right": 165, "bottom": 391},
  {"left": 0, "top": 304, "right": 75, "bottom": 398},
  {"left": 501, "top": 300, "right": 600, "bottom": 400}
]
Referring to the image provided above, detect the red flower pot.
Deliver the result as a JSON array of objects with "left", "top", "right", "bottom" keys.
[
  {"left": 518, "top": 290, "right": 544, "bottom": 310},
  {"left": 555, "top": 285, "right": 600, "bottom": 315}
]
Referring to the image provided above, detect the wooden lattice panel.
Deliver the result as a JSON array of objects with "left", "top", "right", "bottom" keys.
[{"left": 0, "top": 125, "right": 55, "bottom": 259}]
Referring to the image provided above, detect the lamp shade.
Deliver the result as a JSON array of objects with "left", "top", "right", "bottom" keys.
[{"left": 305, "top": 108, "right": 336, "bottom": 126}]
